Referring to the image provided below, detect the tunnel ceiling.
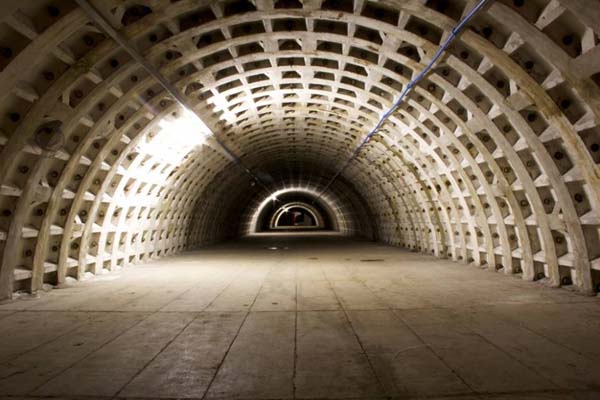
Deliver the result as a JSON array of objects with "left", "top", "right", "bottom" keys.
[{"left": 0, "top": 0, "right": 599, "bottom": 299}]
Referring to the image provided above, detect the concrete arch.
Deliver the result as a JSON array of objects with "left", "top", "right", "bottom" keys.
[
  {"left": 270, "top": 202, "right": 326, "bottom": 230},
  {"left": 245, "top": 185, "right": 361, "bottom": 235},
  {"left": 0, "top": 0, "right": 598, "bottom": 299}
]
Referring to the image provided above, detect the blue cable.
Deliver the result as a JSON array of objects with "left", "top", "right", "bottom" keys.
[{"left": 315, "top": 0, "right": 491, "bottom": 200}]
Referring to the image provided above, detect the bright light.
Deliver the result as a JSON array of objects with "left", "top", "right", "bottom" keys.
[
  {"left": 137, "top": 109, "right": 209, "bottom": 165},
  {"left": 248, "top": 187, "right": 327, "bottom": 234}
]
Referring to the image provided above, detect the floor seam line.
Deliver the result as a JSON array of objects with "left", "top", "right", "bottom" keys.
[
  {"left": 470, "top": 330, "right": 560, "bottom": 390},
  {"left": 348, "top": 263, "right": 477, "bottom": 397},
  {"left": 292, "top": 263, "right": 298, "bottom": 400},
  {"left": 392, "top": 309, "right": 477, "bottom": 394},
  {"left": 113, "top": 313, "right": 200, "bottom": 398},
  {"left": 498, "top": 312, "right": 599, "bottom": 362},
  {"left": 1, "top": 313, "right": 91, "bottom": 366},
  {"left": 200, "top": 265, "right": 249, "bottom": 312},
  {"left": 200, "top": 260, "right": 272, "bottom": 399},
  {"left": 3, "top": 387, "right": 600, "bottom": 399},
  {"left": 320, "top": 262, "right": 390, "bottom": 399},
  {"left": 25, "top": 311, "right": 158, "bottom": 396}
]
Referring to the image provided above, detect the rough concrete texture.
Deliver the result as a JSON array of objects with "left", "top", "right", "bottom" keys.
[
  {"left": 1, "top": 234, "right": 599, "bottom": 399},
  {"left": 2, "top": 0, "right": 600, "bottom": 301}
]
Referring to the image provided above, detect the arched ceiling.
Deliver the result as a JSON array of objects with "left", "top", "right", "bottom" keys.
[
  {"left": 244, "top": 184, "right": 371, "bottom": 233},
  {"left": 0, "top": 0, "right": 599, "bottom": 300},
  {"left": 269, "top": 202, "right": 325, "bottom": 229}
]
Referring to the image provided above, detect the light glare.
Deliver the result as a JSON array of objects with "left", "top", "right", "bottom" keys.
[{"left": 139, "top": 109, "right": 208, "bottom": 165}]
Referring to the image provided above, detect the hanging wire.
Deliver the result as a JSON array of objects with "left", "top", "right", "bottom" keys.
[{"left": 314, "top": 0, "right": 491, "bottom": 201}]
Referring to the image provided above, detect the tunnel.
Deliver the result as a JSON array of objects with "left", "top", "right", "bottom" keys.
[{"left": 0, "top": 0, "right": 599, "bottom": 398}]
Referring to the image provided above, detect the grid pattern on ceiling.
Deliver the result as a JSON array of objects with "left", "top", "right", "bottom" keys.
[{"left": 0, "top": 0, "right": 599, "bottom": 298}]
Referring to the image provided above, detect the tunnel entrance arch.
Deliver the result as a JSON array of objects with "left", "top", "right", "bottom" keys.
[
  {"left": 269, "top": 202, "right": 325, "bottom": 230},
  {"left": 246, "top": 188, "right": 344, "bottom": 234}
]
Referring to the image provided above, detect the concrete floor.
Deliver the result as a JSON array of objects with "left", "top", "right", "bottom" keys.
[{"left": 0, "top": 234, "right": 599, "bottom": 400}]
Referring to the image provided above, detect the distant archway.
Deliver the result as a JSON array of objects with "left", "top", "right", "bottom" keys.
[
  {"left": 246, "top": 187, "right": 344, "bottom": 234},
  {"left": 269, "top": 202, "right": 325, "bottom": 230}
]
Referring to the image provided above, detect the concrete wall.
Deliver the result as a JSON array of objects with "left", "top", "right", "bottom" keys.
[{"left": 0, "top": 0, "right": 599, "bottom": 299}]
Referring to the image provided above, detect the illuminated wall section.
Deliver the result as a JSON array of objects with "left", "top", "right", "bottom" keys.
[{"left": 0, "top": 0, "right": 599, "bottom": 299}]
